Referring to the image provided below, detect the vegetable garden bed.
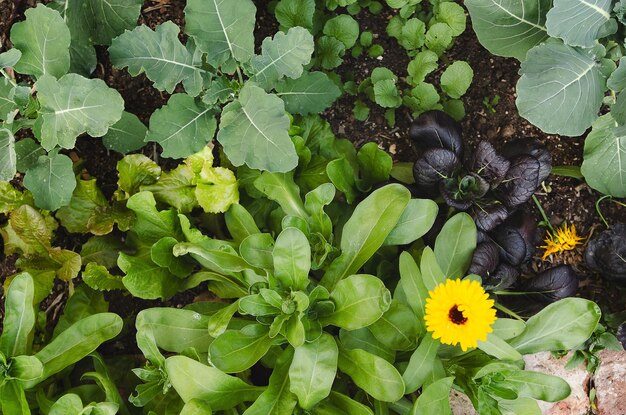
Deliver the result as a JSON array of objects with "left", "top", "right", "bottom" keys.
[{"left": 0, "top": 0, "right": 625, "bottom": 414}]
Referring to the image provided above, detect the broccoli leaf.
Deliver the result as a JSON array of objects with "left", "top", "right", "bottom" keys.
[
  {"left": 109, "top": 22, "right": 203, "bottom": 95},
  {"left": 102, "top": 112, "right": 147, "bottom": 154},
  {"left": 36, "top": 74, "right": 124, "bottom": 150},
  {"left": 275, "top": 72, "right": 341, "bottom": 115},
  {"left": 516, "top": 43, "right": 605, "bottom": 136},
  {"left": 465, "top": 0, "right": 551, "bottom": 61},
  {"left": 184, "top": 0, "right": 256, "bottom": 66},
  {"left": 23, "top": 153, "right": 76, "bottom": 211},
  {"left": 250, "top": 27, "right": 315, "bottom": 90},
  {"left": 10, "top": 4, "right": 70, "bottom": 78},
  {"left": 145, "top": 94, "right": 216, "bottom": 159},
  {"left": 546, "top": 0, "right": 616, "bottom": 48},
  {"left": 218, "top": 83, "right": 297, "bottom": 172},
  {"left": 581, "top": 113, "right": 626, "bottom": 197},
  {"left": 0, "top": 128, "right": 16, "bottom": 181}
]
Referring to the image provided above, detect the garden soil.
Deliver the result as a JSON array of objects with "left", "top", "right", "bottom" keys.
[{"left": 0, "top": 0, "right": 624, "bottom": 337}]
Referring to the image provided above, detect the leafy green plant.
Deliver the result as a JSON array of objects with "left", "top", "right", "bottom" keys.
[
  {"left": 0, "top": 3, "right": 141, "bottom": 210},
  {"left": 465, "top": 0, "right": 626, "bottom": 197},
  {"left": 108, "top": 0, "right": 341, "bottom": 173},
  {"left": 345, "top": 0, "right": 473, "bottom": 125},
  {"left": 0, "top": 274, "right": 123, "bottom": 413}
]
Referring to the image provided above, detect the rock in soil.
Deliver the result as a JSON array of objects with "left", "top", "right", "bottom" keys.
[{"left": 595, "top": 350, "right": 626, "bottom": 415}]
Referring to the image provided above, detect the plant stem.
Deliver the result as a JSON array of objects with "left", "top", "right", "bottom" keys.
[
  {"left": 494, "top": 302, "right": 524, "bottom": 321},
  {"left": 532, "top": 194, "right": 554, "bottom": 232},
  {"left": 0, "top": 68, "right": 17, "bottom": 87},
  {"left": 236, "top": 66, "right": 244, "bottom": 85}
]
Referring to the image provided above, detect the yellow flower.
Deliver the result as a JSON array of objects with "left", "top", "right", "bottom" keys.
[
  {"left": 424, "top": 279, "right": 496, "bottom": 351},
  {"left": 541, "top": 223, "right": 584, "bottom": 261}
]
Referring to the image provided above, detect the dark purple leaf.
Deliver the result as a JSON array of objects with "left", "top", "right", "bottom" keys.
[
  {"left": 413, "top": 148, "right": 460, "bottom": 189},
  {"left": 491, "top": 226, "right": 532, "bottom": 266},
  {"left": 483, "top": 263, "right": 519, "bottom": 291},
  {"left": 504, "top": 210, "right": 538, "bottom": 248},
  {"left": 470, "top": 141, "right": 510, "bottom": 185},
  {"left": 501, "top": 139, "right": 551, "bottom": 183},
  {"left": 523, "top": 265, "right": 579, "bottom": 303},
  {"left": 469, "top": 242, "right": 500, "bottom": 277},
  {"left": 498, "top": 155, "right": 541, "bottom": 207},
  {"left": 585, "top": 224, "right": 626, "bottom": 283},
  {"left": 477, "top": 230, "right": 489, "bottom": 244},
  {"left": 617, "top": 323, "right": 626, "bottom": 350},
  {"left": 471, "top": 203, "right": 510, "bottom": 232},
  {"left": 409, "top": 110, "right": 463, "bottom": 157},
  {"left": 440, "top": 185, "right": 473, "bottom": 210}
]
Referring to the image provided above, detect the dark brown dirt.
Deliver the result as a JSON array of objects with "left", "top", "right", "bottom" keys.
[{"left": 1, "top": 0, "right": 625, "bottom": 332}]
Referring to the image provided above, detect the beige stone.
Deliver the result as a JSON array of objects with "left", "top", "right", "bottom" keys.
[
  {"left": 595, "top": 350, "right": 626, "bottom": 415},
  {"left": 450, "top": 389, "right": 477, "bottom": 415},
  {"left": 522, "top": 352, "right": 590, "bottom": 415}
]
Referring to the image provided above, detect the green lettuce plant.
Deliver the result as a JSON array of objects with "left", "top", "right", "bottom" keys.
[
  {"left": 0, "top": 274, "right": 123, "bottom": 413},
  {"left": 466, "top": 0, "right": 626, "bottom": 197},
  {"left": 126, "top": 205, "right": 601, "bottom": 414}
]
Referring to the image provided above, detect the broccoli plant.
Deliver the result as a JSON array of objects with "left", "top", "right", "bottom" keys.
[{"left": 466, "top": 0, "right": 626, "bottom": 197}]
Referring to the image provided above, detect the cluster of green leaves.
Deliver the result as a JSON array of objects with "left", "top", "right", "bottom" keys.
[
  {"left": 1, "top": 145, "right": 239, "bottom": 302},
  {"left": 341, "top": 0, "right": 473, "bottom": 126},
  {"left": 465, "top": 0, "right": 626, "bottom": 197},
  {"left": 108, "top": 0, "right": 341, "bottom": 175},
  {"left": 0, "top": 3, "right": 141, "bottom": 210},
  {"left": 0, "top": 0, "right": 344, "bottom": 211}
]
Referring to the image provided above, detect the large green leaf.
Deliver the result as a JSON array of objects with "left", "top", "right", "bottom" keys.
[
  {"left": 209, "top": 326, "right": 273, "bottom": 373},
  {"left": 52, "top": 0, "right": 142, "bottom": 46},
  {"left": 102, "top": 111, "right": 147, "bottom": 154},
  {"left": 109, "top": 22, "right": 203, "bottom": 94},
  {"left": 0, "top": 128, "right": 16, "bottom": 181},
  {"left": 383, "top": 199, "right": 438, "bottom": 246},
  {"left": 516, "top": 43, "right": 605, "bottom": 136},
  {"left": 273, "top": 227, "right": 311, "bottom": 291},
  {"left": 24, "top": 313, "right": 123, "bottom": 388},
  {"left": 275, "top": 72, "right": 341, "bottom": 115},
  {"left": 402, "top": 334, "right": 440, "bottom": 393},
  {"left": 434, "top": 212, "right": 476, "bottom": 279},
  {"left": 166, "top": 356, "right": 263, "bottom": 410},
  {"left": 289, "top": 333, "right": 338, "bottom": 409},
  {"left": 509, "top": 298, "right": 600, "bottom": 354},
  {"left": 0, "top": 78, "right": 19, "bottom": 121},
  {"left": 337, "top": 345, "right": 405, "bottom": 402},
  {"left": 581, "top": 113, "right": 626, "bottom": 197},
  {"left": 50, "top": 0, "right": 142, "bottom": 75},
  {"left": 10, "top": 4, "right": 70, "bottom": 78},
  {"left": 410, "top": 377, "right": 454, "bottom": 415},
  {"left": 251, "top": 27, "right": 315, "bottom": 90},
  {"left": 136, "top": 308, "right": 213, "bottom": 353},
  {"left": 36, "top": 74, "right": 124, "bottom": 150},
  {"left": 184, "top": 0, "right": 256, "bottom": 66},
  {"left": 546, "top": 0, "right": 616, "bottom": 48},
  {"left": 23, "top": 153, "right": 76, "bottom": 211},
  {"left": 465, "top": 0, "right": 550, "bottom": 61},
  {"left": 321, "top": 274, "right": 391, "bottom": 330},
  {"left": 218, "top": 83, "right": 297, "bottom": 172},
  {"left": 145, "top": 94, "right": 216, "bottom": 159},
  {"left": 244, "top": 349, "right": 297, "bottom": 415},
  {"left": 0, "top": 273, "right": 35, "bottom": 357},
  {"left": 321, "top": 184, "right": 411, "bottom": 289}
]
